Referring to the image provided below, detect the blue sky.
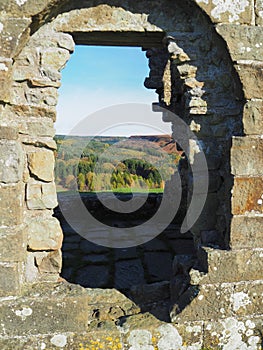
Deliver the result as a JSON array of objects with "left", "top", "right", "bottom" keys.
[{"left": 56, "top": 46, "right": 171, "bottom": 136}]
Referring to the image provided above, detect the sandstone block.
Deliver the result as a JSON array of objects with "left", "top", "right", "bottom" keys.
[
  {"left": 28, "top": 150, "right": 54, "bottom": 182},
  {"left": 171, "top": 282, "right": 233, "bottom": 322},
  {"left": 196, "top": 247, "right": 263, "bottom": 284},
  {"left": 27, "top": 217, "right": 63, "bottom": 251},
  {"left": 0, "top": 140, "right": 24, "bottom": 183},
  {"left": 41, "top": 48, "right": 70, "bottom": 72},
  {"left": 26, "top": 182, "right": 57, "bottom": 209},
  {"left": 235, "top": 62, "right": 263, "bottom": 99},
  {"left": 243, "top": 99, "right": 263, "bottom": 135},
  {"left": 255, "top": 0, "right": 263, "bottom": 25},
  {"left": 0, "top": 126, "right": 18, "bottom": 140},
  {"left": 232, "top": 177, "right": 263, "bottom": 215},
  {"left": 0, "top": 282, "right": 91, "bottom": 335},
  {"left": 230, "top": 215, "right": 263, "bottom": 248},
  {"left": 203, "top": 316, "right": 263, "bottom": 349},
  {"left": 216, "top": 24, "right": 263, "bottom": 61},
  {"left": 0, "top": 17, "right": 31, "bottom": 58},
  {"left": 231, "top": 137, "right": 263, "bottom": 176},
  {"left": 56, "top": 32, "right": 75, "bottom": 52},
  {"left": 7, "top": 104, "right": 56, "bottom": 122},
  {"left": 0, "top": 228, "right": 25, "bottom": 262},
  {"left": 0, "top": 262, "right": 21, "bottom": 296},
  {"left": 20, "top": 119, "right": 55, "bottom": 137},
  {"left": 0, "top": 0, "right": 53, "bottom": 17},
  {"left": 193, "top": 0, "right": 253, "bottom": 24},
  {"left": 0, "top": 183, "right": 23, "bottom": 226},
  {"left": 35, "top": 250, "right": 62, "bottom": 274},
  {"left": 0, "top": 58, "right": 12, "bottom": 102},
  {"left": 231, "top": 281, "right": 263, "bottom": 317},
  {"left": 24, "top": 86, "right": 58, "bottom": 107}
]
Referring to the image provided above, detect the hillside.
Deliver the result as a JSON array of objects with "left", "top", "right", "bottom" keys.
[{"left": 54, "top": 134, "right": 181, "bottom": 193}]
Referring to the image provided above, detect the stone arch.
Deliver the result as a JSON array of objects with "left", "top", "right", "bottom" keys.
[{"left": 0, "top": 0, "right": 262, "bottom": 347}]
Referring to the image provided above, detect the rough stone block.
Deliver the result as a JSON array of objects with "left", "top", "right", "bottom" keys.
[
  {"left": 193, "top": 0, "right": 253, "bottom": 24},
  {"left": 0, "top": 262, "right": 21, "bottom": 296},
  {"left": 26, "top": 181, "right": 57, "bottom": 209},
  {"left": 255, "top": 0, "right": 263, "bottom": 25},
  {"left": 0, "top": 126, "right": 18, "bottom": 140},
  {"left": 232, "top": 177, "right": 263, "bottom": 215},
  {"left": 0, "top": 228, "right": 25, "bottom": 262},
  {"left": 35, "top": 250, "right": 62, "bottom": 274},
  {"left": 0, "top": 183, "right": 23, "bottom": 226},
  {"left": 171, "top": 282, "right": 233, "bottom": 322},
  {"left": 0, "top": 0, "right": 53, "bottom": 17},
  {"left": 196, "top": 247, "right": 263, "bottom": 284},
  {"left": 0, "top": 17, "right": 31, "bottom": 58},
  {"left": 41, "top": 48, "right": 70, "bottom": 71},
  {"left": 20, "top": 119, "right": 55, "bottom": 137},
  {"left": 230, "top": 215, "right": 263, "bottom": 248},
  {"left": 235, "top": 62, "right": 263, "bottom": 99},
  {"left": 231, "top": 137, "right": 263, "bottom": 176},
  {"left": 243, "top": 99, "right": 263, "bottom": 135},
  {"left": 203, "top": 316, "right": 263, "bottom": 349},
  {"left": 27, "top": 149, "right": 54, "bottom": 182},
  {"left": 27, "top": 217, "right": 63, "bottom": 251},
  {"left": 7, "top": 104, "right": 56, "bottom": 122},
  {"left": 216, "top": 24, "right": 263, "bottom": 61},
  {"left": 231, "top": 281, "right": 263, "bottom": 317},
  {"left": 0, "top": 58, "right": 12, "bottom": 102},
  {"left": 0, "top": 282, "right": 92, "bottom": 336},
  {"left": 0, "top": 140, "right": 24, "bottom": 183}
]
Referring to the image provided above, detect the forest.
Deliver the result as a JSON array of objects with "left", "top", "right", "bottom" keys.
[{"left": 54, "top": 135, "right": 181, "bottom": 193}]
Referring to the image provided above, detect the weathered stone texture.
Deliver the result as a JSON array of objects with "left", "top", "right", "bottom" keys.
[
  {"left": 26, "top": 181, "right": 57, "bottom": 209},
  {"left": 0, "top": 1, "right": 262, "bottom": 347},
  {"left": 0, "top": 183, "right": 23, "bottom": 226},
  {"left": 235, "top": 62, "right": 263, "bottom": 99},
  {"left": 35, "top": 250, "right": 62, "bottom": 274},
  {"left": 243, "top": 99, "right": 263, "bottom": 135},
  {"left": 0, "top": 58, "right": 12, "bottom": 102},
  {"left": 255, "top": 0, "right": 263, "bottom": 25},
  {"left": 230, "top": 216, "right": 263, "bottom": 248},
  {"left": 0, "top": 262, "right": 21, "bottom": 296},
  {"left": 54, "top": 6, "right": 163, "bottom": 33},
  {"left": 0, "top": 126, "right": 18, "bottom": 140},
  {"left": 196, "top": 247, "right": 263, "bottom": 284},
  {"left": 27, "top": 217, "right": 63, "bottom": 251},
  {"left": 216, "top": 24, "right": 263, "bottom": 61},
  {"left": 231, "top": 137, "right": 263, "bottom": 176},
  {"left": 232, "top": 177, "right": 263, "bottom": 215},
  {"left": 0, "top": 228, "right": 25, "bottom": 262},
  {"left": 27, "top": 150, "right": 54, "bottom": 182},
  {"left": 0, "top": 140, "right": 24, "bottom": 183},
  {"left": 194, "top": 0, "right": 254, "bottom": 24},
  {"left": 0, "top": 16, "right": 31, "bottom": 58}
]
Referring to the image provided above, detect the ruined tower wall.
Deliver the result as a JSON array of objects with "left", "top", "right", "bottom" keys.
[{"left": 0, "top": 1, "right": 262, "bottom": 348}]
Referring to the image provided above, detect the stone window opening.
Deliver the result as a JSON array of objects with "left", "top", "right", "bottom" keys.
[
  {"left": 52, "top": 43, "right": 196, "bottom": 322},
  {"left": 2, "top": 2, "right": 262, "bottom": 347}
]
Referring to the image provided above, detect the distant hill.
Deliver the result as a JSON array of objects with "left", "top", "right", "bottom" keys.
[{"left": 54, "top": 134, "right": 181, "bottom": 193}]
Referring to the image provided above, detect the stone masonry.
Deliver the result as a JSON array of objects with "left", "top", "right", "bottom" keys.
[{"left": 0, "top": 0, "right": 262, "bottom": 348}]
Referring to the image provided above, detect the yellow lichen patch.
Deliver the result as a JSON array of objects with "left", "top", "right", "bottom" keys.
[{"left": 78, "top": 335, "right": 123, "bottom": 350}]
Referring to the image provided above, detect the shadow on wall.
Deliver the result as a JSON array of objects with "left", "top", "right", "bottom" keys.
[{"left": 54, "top": 191, "right": 196, "bottom": 322}]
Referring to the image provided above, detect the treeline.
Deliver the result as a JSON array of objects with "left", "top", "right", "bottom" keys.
[
  {"left": 55, "top": 157, "right": 165, "bottom": 192},
  {"left": 54, "top": 135, "right": 180, "bottom": 192}
]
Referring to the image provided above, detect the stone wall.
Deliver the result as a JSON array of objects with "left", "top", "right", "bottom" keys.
[{"left": 0, "top": 0, "right": 262, "bottom": 348}]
